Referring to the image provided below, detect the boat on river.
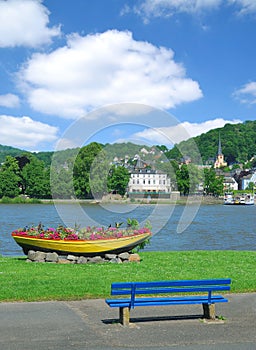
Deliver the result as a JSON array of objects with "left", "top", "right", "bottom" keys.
[
  {"left": 224, "top": 193, "right": 254, "bottom": 205},
  {"left": 11, "top": 232, "right": 151, "bottom": 256}
]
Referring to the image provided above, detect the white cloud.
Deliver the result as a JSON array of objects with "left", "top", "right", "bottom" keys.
[
  {"left": 133, "top": 118, "right": 242, "bottom": 146},
  {"left": 0, "top": 115, "right": 58, "bottom": 149},
  {"left": 17, "top": 30, "right": 202, "bottom": 119},
  {"left": 0, "top": 0, "right": 60, "bottom": 48},
  {"left": 129, "top": 0, "right": 222, "bottom": 21},
  {"left": 0, "top": 94, "right": 20, "bottom": 108},
  {"left": 233, "top": 82, "right": 256, "bottom": 104},
  {"left": 228, "top": 0, "right": 256, "bottom": 15},
  {"left": 129, "top": 0, "right": 256, "bottom": 21}
]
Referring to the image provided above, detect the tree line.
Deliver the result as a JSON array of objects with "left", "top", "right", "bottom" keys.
[{"left": 0, "top": 142, "right": 225, "bottom": 199}]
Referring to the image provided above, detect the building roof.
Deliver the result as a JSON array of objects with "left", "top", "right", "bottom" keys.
[{"left": 130, "top": 169, "right": 166, "bottom": 175}]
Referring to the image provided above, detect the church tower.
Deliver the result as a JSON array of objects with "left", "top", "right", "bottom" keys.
[{"left": 214, "top": 133, "right": 227, "bottom": 168}]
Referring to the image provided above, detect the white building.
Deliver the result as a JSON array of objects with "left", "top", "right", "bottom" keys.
[
  {"left": 223, "top": 176, "right": 238, "bottom": 191},
  {"left": 127, "top": 169, "right": 171, "bottom": 199},
  {"left": 241, "top": 172, "right": 256, "bottom": 190}
]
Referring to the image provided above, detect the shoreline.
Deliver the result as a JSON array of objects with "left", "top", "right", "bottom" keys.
[{"left": 42, "top": 196, "right": 223, "bottom": 205}]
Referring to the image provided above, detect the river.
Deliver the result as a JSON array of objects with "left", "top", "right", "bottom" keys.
[{"left": 0, "top": 202, "right": 255, "bottom": 256}]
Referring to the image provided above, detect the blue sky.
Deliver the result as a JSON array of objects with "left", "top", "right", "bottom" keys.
[{"left": 0, "top": 0, "right": 256, "bottom": 152}]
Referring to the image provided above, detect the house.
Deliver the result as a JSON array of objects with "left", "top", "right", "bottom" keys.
[
  {"left": 223, "top": 176, "right": 238, "bottom": 191},
  {"left": 240, "top": 171, "right": 256, "bottom": 190},
  {"left": 127, "top": 169, "right": 171, "bottom": 199}
]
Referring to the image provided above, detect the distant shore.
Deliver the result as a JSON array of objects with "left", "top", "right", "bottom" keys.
[
  {"left": 42, "top": 196, "right": 223, "bottom": 205},
  {"left": 0, "top": 195, "right": 223, "bottom": 205}
]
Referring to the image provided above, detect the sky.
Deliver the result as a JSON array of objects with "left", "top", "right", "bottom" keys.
[{"left": 1, "top": 0, "right": 256, "bottom": 152}]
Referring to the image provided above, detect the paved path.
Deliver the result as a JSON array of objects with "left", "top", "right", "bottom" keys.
[{"left": 0, "top": 293, "right": 255, "bottom": 350}]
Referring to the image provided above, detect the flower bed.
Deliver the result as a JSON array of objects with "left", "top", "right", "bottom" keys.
[{"left": 11, "top": 219, "right": 152, "bottom": 241}]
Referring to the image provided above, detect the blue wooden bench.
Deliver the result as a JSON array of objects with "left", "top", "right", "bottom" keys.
[{"left": 105, "top": 278, "right": 231, "bottom": 326}]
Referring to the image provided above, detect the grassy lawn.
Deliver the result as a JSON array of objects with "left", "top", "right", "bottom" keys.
[{"left": 0, "top": 251, "right": 255, "bottom": 302}]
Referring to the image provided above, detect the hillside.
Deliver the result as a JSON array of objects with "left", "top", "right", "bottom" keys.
[
  {"left": 1, "top": 120, "right": 256, "bottom": 166},
  {"left": 0, "top": 145, "right": 28, "bottom": 163},
  {"left": 166, "top": 120, "right": 256, "bottom": 165}
]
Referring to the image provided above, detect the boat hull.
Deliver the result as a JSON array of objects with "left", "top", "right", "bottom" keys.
[
  {"left": 12, "top": 233, "right": 151, "bottom": 256},
  {"left": 224, "top": 193, "right": 254, "bottom": 205}
]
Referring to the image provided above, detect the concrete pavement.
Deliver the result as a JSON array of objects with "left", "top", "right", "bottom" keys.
[{"left": 0, "top": 293, "right": 255, "bottom": 350}]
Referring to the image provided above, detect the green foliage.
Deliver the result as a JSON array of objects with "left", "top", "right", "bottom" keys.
[
  {"left": 0, "top": 196, "right": 41, "bottom": 204},
  {"left": 107, "top": 165, "right": 130, "bottom": 196},
  {"left": 103, "top": 142, "right": 150, "bottom": 159},
  {"left": 127, "top": 218, "right": 139, "bottom": 229},
  {"left": 0, "top": 145, "right": 25, "bottom": 163},
  {"left": 203, "top": 168, "right": 224, "bottom": 196},
  {"left": 21, "top": 156, "right": 51, "bottom": 198},
  {"left": 156, "top": 160, "right": 179, "bottom": 190},
  {"left": 50, "top": 167, "right": 74, "bottom": 199},
  {"left": 167, "top": 120, "right": 256, "bottom": 164},
  {"left": 90, "top": 148, "right": 110, "bottom": 199},
  {"left": 176, "top": 164, "right": 190, "bottom": 195},
  {"left": 175, "top": 163, "right": 204, "bottom": 196},
  {"left": 73, "top": 142, "right": 103, "bottom": 198},
  {"left": 0, "top": 156, "right": 21, "bottom": 198}
]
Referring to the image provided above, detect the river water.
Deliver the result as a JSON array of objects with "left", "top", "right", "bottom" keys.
[{"left": 0, "top": 202, "right": 255, "bottom": 256}]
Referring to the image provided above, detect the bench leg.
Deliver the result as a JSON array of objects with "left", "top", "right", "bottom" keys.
[
  {"left": 203, "top": 303, "right": 216, "bottom": 320},
  {"left": 119, "top": 307, "right": 130, "bottom": 326}
]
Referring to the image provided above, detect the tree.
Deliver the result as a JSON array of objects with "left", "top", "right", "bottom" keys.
[
  {"left": 156, "top": 160, "right": 179, "bottom": 190},
  {"left": 50, "top": 167, "right": 74, "bottom": 199},
  {"left": 73, "top": 142, "right": 103, "bottom": 198},
  {"left": 246, "top": 182, "right": 254, "bottom": 192},
  {"left": 90, "top": 148, "right": 110, "bottom": 199},
  {"left": 203, "top": 168, "right": 224, "bottom": 196},
  {"left": 176, "top": 164, "right": 190, "bottom": 195},
  {"left": 21, "top": 156, "right": 51, "bottom": 198},
  {"left": 107, "top": 166, "right": 130, "bottom": 196},
  {"left": 0, "top": 156, "right": 21, "bottom": 198},
  {"left": 187, "top": 163, "right": 204, "bottom": 193}
]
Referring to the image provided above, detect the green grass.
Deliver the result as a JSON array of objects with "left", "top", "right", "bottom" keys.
[
  {"left": 0, "top": 196, "right": 42, "bottom": 204},
  {"left": 0, "top": 251, "right": 255, "bottom": 302}
]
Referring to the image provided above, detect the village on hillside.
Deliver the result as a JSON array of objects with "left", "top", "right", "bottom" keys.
[
  {"left": 109, "top": 135, "right": 256, "bottom": 201},
  {"left": 0, "top": 132, "right": 255, "bottom": 201}
]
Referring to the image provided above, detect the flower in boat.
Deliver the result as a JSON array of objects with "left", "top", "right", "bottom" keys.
[{"left": 11, "top": 219, "right": 152, "bottom": 241}]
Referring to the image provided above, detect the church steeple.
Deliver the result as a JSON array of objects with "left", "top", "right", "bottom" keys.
[
  {"left": 218, "top": 132, "right": 222, "bottom": 155},
  {"left": 214, "top": 132, "right": 227, "bottom": 168}
]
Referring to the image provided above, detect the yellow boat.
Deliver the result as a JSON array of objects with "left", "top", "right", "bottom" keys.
[{"left": 12, "top": 232, "right": 151, "bottom": 256}]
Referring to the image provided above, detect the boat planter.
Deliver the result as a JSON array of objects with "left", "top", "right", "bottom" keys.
[{"left": 11, "top": 222, "right": 152, "bottom": 256}]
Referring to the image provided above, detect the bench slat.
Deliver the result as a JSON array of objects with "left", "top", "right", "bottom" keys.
[
  {"left": 111, "top": 279, "right": 231, "bottom": 290},
  {"left": 111, "top": 286, "right": 230, "bottom": 295},
  {"left": 106, "top": 295, "right": 228, "bottom": 308}
]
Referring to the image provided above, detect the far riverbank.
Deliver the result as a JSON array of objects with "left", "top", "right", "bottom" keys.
[
  {"left": 0, "top": 194, "right": 224, "bottom": 205},
  {"left": 41, "top": 195, "right": 223, "bottom": 205}
]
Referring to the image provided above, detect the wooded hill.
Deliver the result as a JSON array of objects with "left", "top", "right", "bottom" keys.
[
  {"left": 166, "top": 120, "right": 256, "bottom": 165},
  {"left": 1, "top": 120, "right": 256, "bottom": 166}
]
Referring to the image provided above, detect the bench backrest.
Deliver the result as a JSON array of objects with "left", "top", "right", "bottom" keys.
[{"left": 111, "top": 279, "right": 231, "bottom": 308}]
